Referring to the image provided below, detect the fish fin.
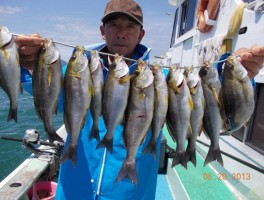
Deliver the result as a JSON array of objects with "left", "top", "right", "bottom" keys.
[
  {"left": 204, "top": 147, "right": 223, "bottom": 166},
  {"left": 143, "top": 140, "right": 157, "bottom": 159},
  {"left": 60, "top": 144, "right": 77, "bottom": 167},
  {"left": 190, "top": 87, "right": 196, "bottom": 95},
  {"left": 89, "top": 125, "right": 100, "bottom": 142},
  {"left": 166, "top": 120, "right": 176, "bottom": 143},
  {"left": 222, "top": 118, "right": 231, "bottom": 134},
  {"left": 81, "top": 115, "right": 87, "bottom": 130},
  {"left": 69, "top": 72, "right": 81, "bottom": 79},
  {"left": 7, "top": 107, "right": 17, "bottom": 123},
  {"left": 164, "top": 95, "right": 168, "bottom": 105},
  {"left": 186, "top": 145, "right": 197, "bottom": 167},
  {"left": 201, "top": 128, "right": 210, "bottom": 139},
  {"left": 16, "top": 53, "right": 19, "bottom": 64},
  {"left": 209, "top": 84, "right": 221, "bottom": 106},
  {"left": 188, "top": 96, "right": 194, "bottom": 111},
  {"left": 96, "top": 134, "right": 113, "bottom": 153},
  {"left": 89, "top": 85, "right": 95, "bottom": 96},
  {"left": 138, "top": 90, "right": 145, "bottom": 101},
  {"left": 242, "top": 82, "right": 249, "bottom": 101},
  {"left": 3, "top": 48, "right": 10, "bottom": 62},
  {"left": 140, "top": 134, "right": 147, "bottom": 145},
  {"left": 173, "top": 85, "right": 180, "bottom": 94},
  {"left": 48, "top": 67, "right": 53, "bottom": 86},
  {"left": 119, "top": 75, "right": 130, "bottom": 84},
  {"left": 116, "top": 159, "right": 138, "bottom": 185},
  {"left": 187, "top": 123, "right": 192, "bottom": 138},
  {"left": 171, "top": 151, "right": 187, "bottom": 169}
]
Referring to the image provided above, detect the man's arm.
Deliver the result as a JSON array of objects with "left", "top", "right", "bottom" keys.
[
  {"left": 234, "top": 45, "right": 264, "bottom": 79},
  {"left": 15, "top": 34, "right": 43, "bottom": 70}
]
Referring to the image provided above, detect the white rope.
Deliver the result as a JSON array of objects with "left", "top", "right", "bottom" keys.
[
  {"left": 96, "top": 147, "right": 107, "bottom": 196},
  {"left": 11, "top": 33, "right": 249, "bottom": 70}
]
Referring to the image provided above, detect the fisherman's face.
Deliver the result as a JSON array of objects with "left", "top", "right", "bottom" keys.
[{"left": 100, "top": 15, "right": 145, "bottom": 59}]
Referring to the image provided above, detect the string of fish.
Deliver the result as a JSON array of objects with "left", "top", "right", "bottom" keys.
[{"left": 11, "top": 33, "right": 248, "bottom": 70}]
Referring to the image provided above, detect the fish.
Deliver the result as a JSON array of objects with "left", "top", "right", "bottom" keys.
[
  {"left": 221, "top": 56, "right": 254, "bottom": 134},
  {"left": 166, "top": 66, "right": 193, "bottom": 169},
  {"left": 199, "top": 63, "right": 224, "bottom": 166},
  {"left": 97, "top": 54, "right": 130, "bottom": 153},
  {"left": 0, "top": 26, "right": 21, "bottom": 122},
  {"left": 60, "top": 46, "right": 93, "bottom": 167},
  {"left": 32, "top": 38, "right": 63, "bottom": 144},
  {"left": 184, "top": 67, "right": 205, "bottom": 167},
  {"left": 88, "top": 50, "right": 104, "bottom": 142},
  {"left": 143, "top": 63, "right": 168, "bottom": 159},
  {"left": 116, "top": 60, "right": 154, "bottom": 185}
]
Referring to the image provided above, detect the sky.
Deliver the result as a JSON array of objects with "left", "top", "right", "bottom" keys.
[{"left": 0, "top": 0, "right": 176, "bottom": 62}]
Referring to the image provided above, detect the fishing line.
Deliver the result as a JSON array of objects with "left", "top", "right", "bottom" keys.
[
  {"left": 11, "top": 33, "right": 137, "bottom": 63},
  {"left": 11, "top": 33, "right": 249, "bottom": 70}
]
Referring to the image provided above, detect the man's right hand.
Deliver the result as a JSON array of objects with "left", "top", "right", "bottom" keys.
[{"left": 15, "top": 33, "right": 44, "bottom": 70}]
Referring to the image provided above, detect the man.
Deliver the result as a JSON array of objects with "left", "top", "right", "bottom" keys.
[
  {"left": 17, "top": 1, "right": 160, "bottom": 200},
  {"left": 15, "top": 0, "right": 264, "bottom": 200}
]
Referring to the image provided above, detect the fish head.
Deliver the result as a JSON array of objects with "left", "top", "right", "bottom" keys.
[
  {"left": 185, "top": 67, "right": 200, "bottom": 89},
  {"left": 70, "top": 46, "right": 88, "bottom": 72},
  {"left": 199, "top": 63, "right": 218, "bottom": 84},
  {"left": 167, "top": 65, "right": 184, "bottom": 87},
  {"left": 134, "top": 60, "right": 146, "bottom": 76},
  {"left": 111, "top": 54, "right": 129, "bottom": 78},
  {"left": 152, "top": 63, "right": 163, "bottom": 76},
  {"left": 40, "top": 38, "right": 60, "bottom": 65},
  {"left": 152, "top": 63, "right": 164, "bottom": 85},
  {"left": 225, "top": 57, "right": 248, "bottom": 80},
  {"left": 0, "top": 26, "right": 12, "bottom": 47},
  {"left": 132, "top": 60, "right": 153, "bottom": 88}
]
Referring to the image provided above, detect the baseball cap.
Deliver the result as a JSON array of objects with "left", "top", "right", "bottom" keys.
[{"left": 102, "top": 0, "right": 143, "bottom": 27}]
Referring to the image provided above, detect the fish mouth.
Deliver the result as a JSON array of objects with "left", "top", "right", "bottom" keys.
[
  {"left": 152, "top": 64, "right": 160, "bottom": 75},
  {"left": 199, "top": 67, "right": 208, "bottom": 77},
  {"left": 134, "top": 70, "right": 140, "bottom": 76}
]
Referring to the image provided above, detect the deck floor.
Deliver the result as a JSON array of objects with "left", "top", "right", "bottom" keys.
[{"left": 155, "top": 174, "right": 174, "bottom": 200}]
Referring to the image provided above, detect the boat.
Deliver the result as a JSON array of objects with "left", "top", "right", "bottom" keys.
[{"left": 0, "top": 0, "right": 264, "bottom": 199}]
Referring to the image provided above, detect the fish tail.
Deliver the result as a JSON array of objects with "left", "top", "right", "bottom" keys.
[
  {"left": 7, "top": 106, "right": 17, "bottom": 123},
  {"left": 116, "top": 159, "right": 138, "bottom": 185},
  {"left": 60, "top": 144, "right": 77, "bottom": 167},
  {"left": 204, "top": 147, "right": 223, "bottom": 166},
  {"left": 171, "top": 151, "right": 187, "bottom": 169},
  {"left": 143, "top": 140, "right": 157, "bottom": 159},
  {"left": 89, "top": 125, "right": 100, "bottom": 142},
  {"left": 96, "top": 134, "right": 113, "bottom": 153},
  {"left": 186, "top": 148, "right": 197, "bottom": 167}
]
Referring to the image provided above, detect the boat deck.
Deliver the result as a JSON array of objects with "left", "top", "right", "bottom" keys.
[
  {"left": 162, "top": 125, "right": 264, "bottom": 200},
  {"left": 1, "top": 124, "right": 263, "bottom": 200}
]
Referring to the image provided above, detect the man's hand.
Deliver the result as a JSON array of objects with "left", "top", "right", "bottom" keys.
[
  {"left": 15, "top": 33, "right": 43, "bottom": 70},
  {"left": 234, "top": 45, "right": 264, "bottom": 79}
]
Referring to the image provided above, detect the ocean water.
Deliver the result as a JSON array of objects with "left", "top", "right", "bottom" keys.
[{"left": 0, "top": 90, "right": 63, "bottom": 181}]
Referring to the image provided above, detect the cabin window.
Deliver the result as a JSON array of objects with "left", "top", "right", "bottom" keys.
[
  {"left": 170, "top": 8, "right": 179, "bottom": 47},
  {"left": 246, "top": 83, "right": 264, "bottom": 155},
  {"left": 179, "top": 0, "right": 197, "bottom": 36},
  {"left": 170, "top": 0, "right": 197, "bottom": 46}
]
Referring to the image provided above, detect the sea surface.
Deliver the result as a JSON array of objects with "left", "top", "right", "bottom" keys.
[{"left": 0, "top": 90, "right": 63, "bottom": 181}]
